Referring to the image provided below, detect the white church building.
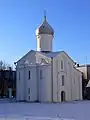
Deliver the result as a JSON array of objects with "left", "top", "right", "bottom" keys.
[{"left": 15, "top": 15, "right": 82, "bottom": 102}]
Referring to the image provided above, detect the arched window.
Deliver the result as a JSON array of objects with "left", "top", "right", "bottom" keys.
[
  {"left": 61, "top": 60, "right": 63, "bottom": 69},
  {"left": 61, "top": 91, "right": 65, "bottom": 102}
]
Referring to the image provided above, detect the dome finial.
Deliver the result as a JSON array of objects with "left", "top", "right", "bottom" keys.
[
  {"left": 44, "top": 10, "right": 46, "bottom": 20},
  {"left": 36, "top": 11, "right": 54, "bottom": 36}
]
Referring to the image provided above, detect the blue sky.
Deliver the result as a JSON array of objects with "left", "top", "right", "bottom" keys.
[{"left": 0, "top": 0, "right": 90, "bottom": 67}]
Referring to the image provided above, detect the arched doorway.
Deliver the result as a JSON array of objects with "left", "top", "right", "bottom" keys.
[{"left": 61, "top": 91, "right": 65, "bottom": 102}]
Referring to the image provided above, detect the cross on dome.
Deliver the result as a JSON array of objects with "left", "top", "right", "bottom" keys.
[{"left": 36, "top": 11, "right": 54, "bottom": 36}]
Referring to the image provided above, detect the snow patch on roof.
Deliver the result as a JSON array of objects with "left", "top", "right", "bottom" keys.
[{"left": 36, "top": 51, "right": 62, "bottom": 58}]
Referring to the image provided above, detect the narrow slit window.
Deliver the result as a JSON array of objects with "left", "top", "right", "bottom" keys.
[
  {"left": 61, "top": 60, "right": 63, "bottom": 69},
  {"left": 28, "top": 88, "right": 30, "bottom": 94},
  {"left": 40, "top": 70, "right": 43, "bottom": 79},
  {"left": 19, "top": 72, "right": 20, "bottom": 80},
  {"left": 73, "top": 78, "right": 75, "bottom": 84},
  {"left": 28, "top": 70, "right": 31, "bottom": 80},
  {"left": 62, "top": 75, "right": 64, "bottom": 86}
]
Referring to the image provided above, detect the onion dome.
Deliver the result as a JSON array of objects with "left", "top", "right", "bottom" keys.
[{"left": 36, "top": 15, "right": 54, "bottom": 36}]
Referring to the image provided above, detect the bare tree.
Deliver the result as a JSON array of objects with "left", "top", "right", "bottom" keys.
[
  {"left": 0, "top": 61, "right": 3, "bottom": 70},
  {"left": 0, "top": 60, "right": 14, "bottom": 98},
  {"left": 0, "top": 61, "right": 13, "bottom": 70}
]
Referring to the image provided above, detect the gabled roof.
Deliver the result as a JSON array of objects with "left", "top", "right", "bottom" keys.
[
  {"left": 45, "top": 51, "right": 61, "bottom": 58},
  {"left": 37, "top": 51, "right": 75, "bottom": 64},
  {"left": 16, "top": 50, "right": 36, "bottom": 63},
  {"left": 36, "top": 51, "right": 61, "bottom": 58},
  {"left": 15, "top": 50, "right": 75, "bottom": 64}
]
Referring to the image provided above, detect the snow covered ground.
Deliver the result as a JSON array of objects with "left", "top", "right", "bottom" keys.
[{"left": 0, "top": 100, "right": 90, "bottom": 120}]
